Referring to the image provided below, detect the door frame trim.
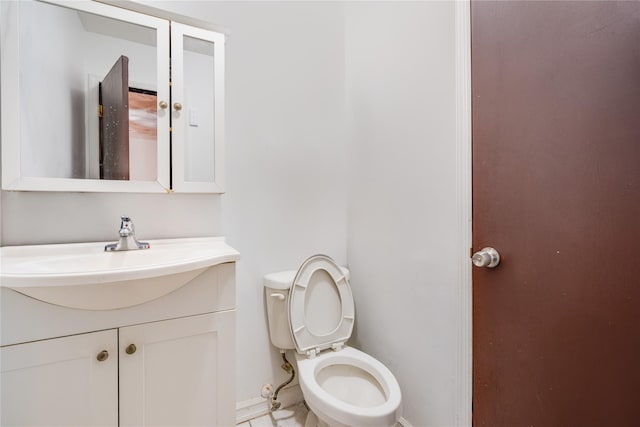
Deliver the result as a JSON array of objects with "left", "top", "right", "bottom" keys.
[{"left": 454, "top": 1, "right": 472, "bottom": 425}]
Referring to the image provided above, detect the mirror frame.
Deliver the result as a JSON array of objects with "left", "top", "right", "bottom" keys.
[{"left": 1, "top": 0, "right": 225, "bottom": 193}]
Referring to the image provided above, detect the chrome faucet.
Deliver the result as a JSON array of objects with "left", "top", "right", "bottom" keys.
[{"left": 104, "top": 216, "right": 150, "bottom": 251}]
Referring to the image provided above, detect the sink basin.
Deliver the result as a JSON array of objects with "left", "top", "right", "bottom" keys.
[{"left": 0, "top": 237, "right": 240, "bottom": 310}]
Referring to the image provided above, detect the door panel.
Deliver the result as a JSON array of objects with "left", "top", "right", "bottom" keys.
[
  {"left": 472, "top": 1, "right": 640, "bottom": 426},
  {"left": 0, "top": 330, "right": 118, "bottom": 426},
  {"left": 119, "top": 312, "right": 235, "bottom": 427}
]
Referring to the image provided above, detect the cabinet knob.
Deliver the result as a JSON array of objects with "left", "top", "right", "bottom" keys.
[
  {"left": 125, "top": 343, "right": 137, "bottom": 355},
  {"left": 173, "top": 102, "right": 183, "bottom": 111},
  {"left": 96, "top": 350, "right": 109, "bottom": 362},
  {"left": 159, "top": 101, "right": 168, "bottom": 109}
]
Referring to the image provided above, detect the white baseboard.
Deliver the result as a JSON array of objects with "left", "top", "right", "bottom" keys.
[{"left": 236, "top": 384, "right": 304, "bottom": 424}]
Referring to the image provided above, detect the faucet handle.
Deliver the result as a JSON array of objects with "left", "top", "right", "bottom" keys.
[{"left": 119, "top": 216, "right": 134, "bottom": 236}]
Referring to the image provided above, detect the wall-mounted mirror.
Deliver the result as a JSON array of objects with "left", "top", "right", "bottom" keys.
[{"left": 1, "top": 0, "right": 224, "bottom": 193}]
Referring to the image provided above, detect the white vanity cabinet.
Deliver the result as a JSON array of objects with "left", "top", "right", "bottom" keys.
[{"left": 0, "top": 256, "right": 237, "bottom": 427}]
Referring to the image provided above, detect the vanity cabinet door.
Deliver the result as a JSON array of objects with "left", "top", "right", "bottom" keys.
[
  {"left": 0, "top": 330, "right": 118, "bottom": 426},
  {"left": 119, "top": 311, "right": 235, "bottom": 427}
]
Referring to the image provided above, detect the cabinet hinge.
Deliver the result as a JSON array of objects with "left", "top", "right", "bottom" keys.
[
  {"left": 98, "top": 104, "right": 103, "bottom": 118},
  {"left": 169, "top": 127, "right": 173, "bottom": 132}
]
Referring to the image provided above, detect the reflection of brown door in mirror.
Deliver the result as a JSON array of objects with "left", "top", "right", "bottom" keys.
[{"left": 99, "top": 55, "right": 129, "bottom": 180}]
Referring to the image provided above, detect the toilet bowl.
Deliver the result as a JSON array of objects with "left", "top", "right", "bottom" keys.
[
  {"left": 264, "top": 254, "right": 402, "bottom": 427},
  {"left": 296, "top": 346, "right": 401, "bottom": 427}
]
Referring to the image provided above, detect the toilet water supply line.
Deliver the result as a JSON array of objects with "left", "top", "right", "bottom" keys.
[{"left": 270, "top": 351, "right": 296, "bottom": 411}]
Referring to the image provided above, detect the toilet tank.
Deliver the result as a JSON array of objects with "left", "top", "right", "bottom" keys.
[
  {"left": 263, "top": 266, "right": 351, "bottom": 351},
  {"left": 264, "top": 270, "right": 297, "bottom": 350}
]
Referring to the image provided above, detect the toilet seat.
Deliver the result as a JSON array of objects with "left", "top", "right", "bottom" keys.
[
  {"left": 296, "top": 346, "right": 402, "bottom": 427},
  {"left": 288, "top": 254, "right": 355, "bottom": 358}
]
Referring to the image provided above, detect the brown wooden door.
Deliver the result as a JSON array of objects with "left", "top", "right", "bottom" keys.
[
  {"left": 100, "top": 55, "right": 130, "bottom": 180},
  {"left": 472, "top": 1, "right": 640, "bottom": 426}
]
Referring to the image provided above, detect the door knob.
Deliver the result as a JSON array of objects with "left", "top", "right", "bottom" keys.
[
  {"left": 96, "top": 350, "right": 109, "bottom": 362},
  {"left": 159, "top": 101, "right": 168, "bottom": 109},
  {"left": 173, "top": 102, "right": 183, "bottom": 111},
  {"left": 472, "top": 247, "right": 500, "bottom": 268},
  {"left": 125, "top": 344, "right": 137, "bottom": 355}
]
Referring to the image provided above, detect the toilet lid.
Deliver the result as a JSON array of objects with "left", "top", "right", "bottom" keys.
[{"left": 288, "top": 254, "right": 354, "bottom": 357}]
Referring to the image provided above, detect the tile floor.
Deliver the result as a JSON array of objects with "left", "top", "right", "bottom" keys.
[
  {"left": 237, "top": 402, "right": 308, "bottom": 427},
  {"left": 238, "top": 403, "right": 405, "bottom": 427}
]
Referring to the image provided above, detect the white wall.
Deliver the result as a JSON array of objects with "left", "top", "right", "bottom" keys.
[
  {"left": 188, "top": 1, "right": 348, "bottom": 402},
  {"left": 345, "top": 2, "right": 464, "bottom": 425}
]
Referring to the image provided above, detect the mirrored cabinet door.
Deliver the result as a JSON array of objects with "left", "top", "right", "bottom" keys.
[
  {"left": 1, "top": 0, "right": 171, "bottom": 192},
  {"left": 170, "top": 22, "right": 225, "bottom": 193}
]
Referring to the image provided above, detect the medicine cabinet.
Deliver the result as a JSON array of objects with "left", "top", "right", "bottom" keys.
[{"left": 0, "top": 0, "right": 225, "bottom": 193}]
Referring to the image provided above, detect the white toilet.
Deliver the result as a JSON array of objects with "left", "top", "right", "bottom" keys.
[{"left": 264, "top": 254, "right": 402, "bottom": 427}]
